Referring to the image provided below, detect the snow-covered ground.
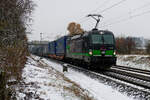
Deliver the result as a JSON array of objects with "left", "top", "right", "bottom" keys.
[
  {"left": 117, "top": 55, "right": 150, "bottom": 70},
  {"left": 17, "top": 56, "right": 94, "bottom": 100},
  {"left": 16, "top": 55, "right": 133, "bottom": 100}
]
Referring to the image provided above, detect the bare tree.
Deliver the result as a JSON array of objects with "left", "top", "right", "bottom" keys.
[
  {"left": 67, "top": 22, "right": 84, "bottom": 36},
  {"left": 116, "top": 36, "right": 136, "bottom": 54},
  {"left": 146, "top": 41, "right": 150, "bottom": 55},
  {"left": 0, "top": 0, "right": 35, "bottom": 99}
]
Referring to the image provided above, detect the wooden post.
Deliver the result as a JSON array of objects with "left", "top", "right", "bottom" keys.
[{"left": 63, "top": 64, "right": 68, "bottom": 72}]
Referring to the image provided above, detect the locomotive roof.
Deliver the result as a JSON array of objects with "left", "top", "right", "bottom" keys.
[
  {"left": 89, "top": 29, "right": 113, "bottom": 34},
  {"left": 69, "top": 29, "right": 114, "bottom": 40}
]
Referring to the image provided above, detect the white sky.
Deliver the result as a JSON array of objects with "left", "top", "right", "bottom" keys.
[{"left": 28, "top": 0, "right": 150, "bottom": 41}]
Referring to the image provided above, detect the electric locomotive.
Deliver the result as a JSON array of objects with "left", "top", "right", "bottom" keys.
[
  {"left": 66, "top": 28, "right": 116, "bottom": 69},
  {"left": 66, "top": 14, "right": 116, "bottom": 69},
  {"left": 28, "top": 14, "right": 117, "bottom": 69}
]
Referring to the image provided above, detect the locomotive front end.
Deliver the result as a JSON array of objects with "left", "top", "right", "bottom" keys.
[{"left": 87, "top": 30, "right": 117, "bottom": 67}]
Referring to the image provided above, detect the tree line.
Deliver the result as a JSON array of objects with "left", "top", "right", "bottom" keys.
[
  {"left": 146, "top": 41, "right": 150, "bottom": 55},
  {"left": 0, "top": 0, "right": 34, "bottom": 99},
  {"left": 116, "top": 36, "right": 150, "bottom": 55}
]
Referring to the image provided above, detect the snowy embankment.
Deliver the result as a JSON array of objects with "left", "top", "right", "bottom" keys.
[
  {"left": 117, "top": 55, "right": 150, "bottom": 70},
  {"left": 16, "top": 56, "right": 94, "bottom": 100},
  {"left": 16, "top": 55, "right": 133, "bottom": 100}
]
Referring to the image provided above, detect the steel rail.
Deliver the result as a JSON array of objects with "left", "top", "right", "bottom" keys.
[
  {"left": 104, "top": 69, "right": 150, "bottom": 89},
  {"left": 45, "top": 57, "right": 150, "bottom": 90},
  {"left": 63, "top": 62, "right": 150, "bottom": 89},
  {"left": 112, "top": 65, "right": 150, "bottom": 75},
  {"left": 67, "top": 64, "right": 150, "bottom": 89}
]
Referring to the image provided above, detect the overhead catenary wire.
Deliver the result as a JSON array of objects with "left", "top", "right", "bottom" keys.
[
  {"left": 79, "top": 0, "right": 150, "bottom": 23},
  {"left": 99, "top": 0, "right": 127, "bottom": 13},
  {"left": 78, "top": 0, "right": 127, "bottom": 23},
  {"left": 90, "top": 0, "right": 111, "bottom": 13},
  {"left": 84, "top": 0, "right": 127, "bottom": 28},
  {"left": 79, "top": 0, "right": 150, "bottom": 28},
  {"left": 102, "top": 2, "right": 150, "bottom": 25},
  {"left": 78, "top": 0, "right": 110, "bottom": 23},
  {"left": 100, "top": 9, "right": 150, "bottom": 28}
]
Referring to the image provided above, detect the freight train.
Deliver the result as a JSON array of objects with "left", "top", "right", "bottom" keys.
[{"left": 29, "top": 29, "right": 117, "bottom": 69}]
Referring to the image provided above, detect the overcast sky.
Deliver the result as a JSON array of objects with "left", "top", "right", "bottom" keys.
[{"left": 28, "top": 0, "right": 150, "bottom": 41}]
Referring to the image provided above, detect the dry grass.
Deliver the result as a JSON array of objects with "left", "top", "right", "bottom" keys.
[
  {"left": 63, "top": 77, "right": 95, "bottom": 100},
  {"left": 1, "top": 43, "right": 28, "bottom": 80},
  {"left": 33, "top": 57, "right": 96, "bottom": 100},
  {"left": 0, "top": 41, "right": 29, "bottom": 100},
  {"left": 0, "top": 0, "right": 34, "bottom": 99}
]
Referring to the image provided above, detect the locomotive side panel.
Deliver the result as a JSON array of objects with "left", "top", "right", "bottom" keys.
[{"left": 66, "top": 35, "right": 84, "bottom": 60}]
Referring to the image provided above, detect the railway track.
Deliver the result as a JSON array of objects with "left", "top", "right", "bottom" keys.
[
  {"left": 60, "top": 61, "right": 150, "bottom": 89},
  {"left": 112, "top": 65, "right": 150, "bottom": 76},
  {"left": 104, "top": 66, "right": 150, "bottom": 89},
  {"left": 49, "top": 57, "right": 150, "bottom": 90},
  {"left": 45, "top": 58, "right": 150, "bottom": 99},
  {"left": 105, "top": 65, "right": 150, "bottom": 88}
]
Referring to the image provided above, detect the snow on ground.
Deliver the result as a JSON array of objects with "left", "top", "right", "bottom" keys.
[
  {"left": 42, "top": 57, "right": 133, "bottom": 100},
  {"left": 117, "top": 55, "right": 150, "bottom": 70},
  {"left": 16, "top": 55, "right": 133, "bottom": 100},
  {"left": 16, "top": 56, "right": 95, "bottom": 100}
]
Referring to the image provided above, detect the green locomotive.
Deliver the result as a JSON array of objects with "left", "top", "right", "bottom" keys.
[
  {"left": 66, "top": 29, "right": 117, "bottom": 69},
  {"left": 29, "top": 14, "right": 117, "bottom": 69}
]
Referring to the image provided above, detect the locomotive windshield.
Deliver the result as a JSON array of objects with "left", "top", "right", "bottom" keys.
[
  {"left": 103, "top": 34, "right": 114, "bottom": 44},
  {"left": 92, "top": 35, "right": 103, "bottom": 44},
  {"left": 91, "top": 33, "right": 114, "bottom": 45}
]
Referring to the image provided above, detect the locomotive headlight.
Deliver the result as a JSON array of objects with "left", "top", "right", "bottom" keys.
[
  {"left": 114, "top": 51, "right": 116, "bottom": 55},
  {"left": 89, "top": 51, "right": 92, "bottom": 55},
  {"left": 89, "top": 49, "right": 93, "bottom": 55}
]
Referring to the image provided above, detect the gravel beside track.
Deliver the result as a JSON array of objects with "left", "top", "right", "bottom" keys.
[
  {"left": 46, "top": 58, "right": 150, "bottom": 100},
  {"left": 107, "top": 67, "right": 150, "bottom": 87},
  {"left": 112, "top": 65, "right": 150, "bottom": 76}
]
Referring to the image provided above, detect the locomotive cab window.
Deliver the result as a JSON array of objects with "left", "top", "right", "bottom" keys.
[
  {"left": 91, "top": 33, "right": 115, "bottom": 45},
  {"left": 103, "top": 34, "right": 114, "bottom": 45},
  {"left": 92, "top": 34, "right": 103, "bottom": 44}
]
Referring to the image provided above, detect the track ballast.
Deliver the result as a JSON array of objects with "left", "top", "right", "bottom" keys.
[{"left": 46, "top": 58, "right": 150, "bottom": 99}]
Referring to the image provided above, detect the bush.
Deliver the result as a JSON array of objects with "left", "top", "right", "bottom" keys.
[
  {"left": 116, "top": 36, "right": 136, "bottom": 54},
  {"left": 0, "top": 0, "right": 34, "bottom": 99},
  {"left": 146, "top": 42, "right": 150, "bottom": 55}
]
